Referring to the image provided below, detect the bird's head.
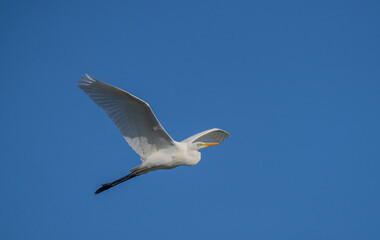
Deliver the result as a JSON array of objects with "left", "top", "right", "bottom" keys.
[{"left": 190, "top": 142, "right": 221, "bottom": 151}]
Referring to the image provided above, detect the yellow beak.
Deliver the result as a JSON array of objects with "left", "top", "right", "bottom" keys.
[{"left": 202, "top": 142, "right": 221, "bottom": 147}]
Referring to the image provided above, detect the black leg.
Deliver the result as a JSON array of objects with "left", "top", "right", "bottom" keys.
[{"left": 95, "top": 173, "right": 137, "bottom": 194}]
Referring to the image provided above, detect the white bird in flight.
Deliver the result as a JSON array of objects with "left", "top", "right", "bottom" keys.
[{"left": 78, "top": 74, "right": 230, "bottom": 194}]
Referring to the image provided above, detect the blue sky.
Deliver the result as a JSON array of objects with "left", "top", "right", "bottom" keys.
[{"left": 1, "top": 0, "right": 379, "bottom": 239}]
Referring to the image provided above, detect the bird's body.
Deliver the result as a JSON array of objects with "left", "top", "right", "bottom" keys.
[
  {"left": 135, "top": 141, "right": 201, "bottom": 173},
  {"left": 78, "top": 74, "right": 230, "bottom": 194}
]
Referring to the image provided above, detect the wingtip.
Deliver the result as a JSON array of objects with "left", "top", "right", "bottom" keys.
[
  {"left": 78, "top": 74, "right": 97, "bottom": 87},
  {"left": 85, "top": 73, "right": 96, "bottom": 81}
]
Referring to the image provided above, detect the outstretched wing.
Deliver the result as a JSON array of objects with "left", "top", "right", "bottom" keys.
[
  {"left": 183, "top": 128, "right": 230, "bottom": 143},
  {"left": 78, "top": 74, "right": 174, "bottom": 158}
]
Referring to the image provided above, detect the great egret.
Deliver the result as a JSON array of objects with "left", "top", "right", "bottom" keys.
[{"left": 78, "top": 74, "right": 230, "bottom": 194}]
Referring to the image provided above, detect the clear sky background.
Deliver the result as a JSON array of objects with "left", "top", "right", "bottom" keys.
[{"left": 1, "top": 0, "right": 379, "bottom": 239}]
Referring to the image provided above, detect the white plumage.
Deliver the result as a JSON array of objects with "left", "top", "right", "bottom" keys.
[{"left": 78, "top": 74, "right": 230, "bottom": 194}]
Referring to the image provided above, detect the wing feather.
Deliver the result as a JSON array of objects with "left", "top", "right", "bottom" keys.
[
  {"left": 78, "top": 74, "right": 174, "bottom": 158},
  {"left": 183, "top": 128, "right": 230, "bottom": 143}
]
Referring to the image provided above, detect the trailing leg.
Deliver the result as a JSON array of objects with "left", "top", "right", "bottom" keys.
[{"left": 95, "top": 172, "right": 137, "bottom": 194}]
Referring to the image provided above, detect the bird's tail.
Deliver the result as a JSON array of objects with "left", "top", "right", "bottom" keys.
[{"left": 95, "top": 172, "right": 137, "bottom": 194}]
